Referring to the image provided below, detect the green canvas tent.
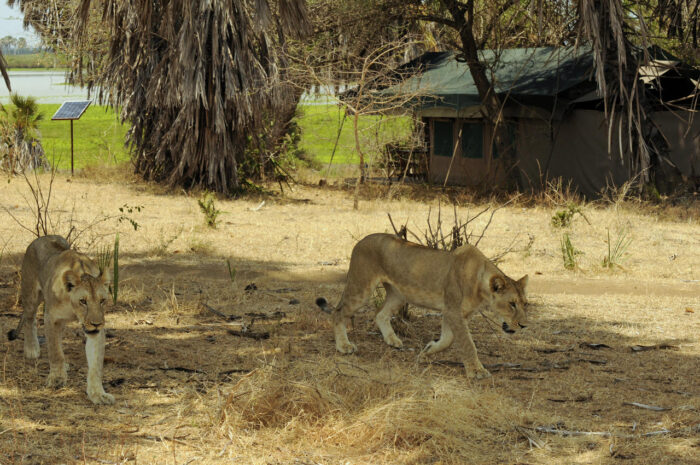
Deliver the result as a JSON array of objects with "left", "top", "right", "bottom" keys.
[{"left": 378, "top": 46, "right": 700, "bottom": 196}]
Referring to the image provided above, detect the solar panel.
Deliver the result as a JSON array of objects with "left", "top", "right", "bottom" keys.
[{"left": 51, "top": 100, "right": 92, "bottom": 120}]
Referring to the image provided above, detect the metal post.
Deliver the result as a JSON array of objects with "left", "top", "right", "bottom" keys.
[{"left": 70, "top": 119, "right": 74, "bottom": 176}]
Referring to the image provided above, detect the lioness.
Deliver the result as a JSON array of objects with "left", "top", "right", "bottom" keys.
[
  {"left": 316, "top": 233, "right": 529, "bottom": 379},
  {"left": 8, "top": 235, "right": 114, "bottom": 404}
]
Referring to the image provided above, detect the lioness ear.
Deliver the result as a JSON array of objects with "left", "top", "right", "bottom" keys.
[
  {"left": 517, "top": 274, "right": 529, "bottom": 292},
  {"left": 490, "top": 276, "right": 506, "bottom": 293},
  {"left": 99, "top": 268, "right": 113, "bottom": 288},
  {"left": 62, "top": 270, "right": 80, "bottom": 292}
]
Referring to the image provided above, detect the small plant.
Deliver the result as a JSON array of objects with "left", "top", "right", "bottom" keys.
[
  {"left": 551, "top": 203, "right": 589, "bottom": 228},
  {"left": 226, "top": 259, "right": 236, "bottom": 286},
  {"left": 560, "top": 232, "right": 582, "bottom": 270},
  {"left": 198, "top": 192, "right": 222, "bottom": 228},
  {"left": 112, "top": 233, "right": 119, "bottom": 304},
  {"left": 95, "top": 244, "right": 113, "bottom": 275},
  {"left": 602, "top": 227, "right": 632, "bottom": 269},
  {"left": 151, "top": 226, "right": 183, "bottom": 256},
  {"left": 95, "top": 234, "right": 119, "bottom": 303},
  {"left": 117, "top": 204, "right": 143, "bottom": 231}
]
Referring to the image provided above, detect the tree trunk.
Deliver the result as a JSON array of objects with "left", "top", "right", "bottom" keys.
[{"left": 442, "top": 0, "right": 517, "bottom": 189}]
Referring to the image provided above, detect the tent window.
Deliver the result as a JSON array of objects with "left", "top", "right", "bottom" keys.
[
  {"left": 492, "top": 122, "right": 516, "bottom": 159},
  {"left": 461, "top": 122, "right": 483, "bottom": 158},
  {"left": 433, "top": 120, "right": 454, "bottom": 157}
]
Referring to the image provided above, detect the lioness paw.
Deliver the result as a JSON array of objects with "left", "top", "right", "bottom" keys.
[
  {"left": 336, "top": 341, "right": 357, "bottom": 354},
  {"left": 384, "top": 334, "right": 403, "bottom": 349},
  {"left": 470, "top": 367, "right": 492, "bottom": 380},
  {"left": 88, "top": 390, "right": 115, "bottom": 405},
  {"left": 46, "top": 372, "right": 67, "bottom": 388},
  {"left": 24, "top": 343, "right": 40, "bottom": 359},
  {"left": 422, "top": 339, "right": 446, "bottom": 355}
]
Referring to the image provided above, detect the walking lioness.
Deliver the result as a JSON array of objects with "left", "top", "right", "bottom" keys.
[
  {"left": 8, "top": 235, "right": 114, "bottom": 404},
  {"left": 316, "top": 233, "right": 529, "bottom": 379}
]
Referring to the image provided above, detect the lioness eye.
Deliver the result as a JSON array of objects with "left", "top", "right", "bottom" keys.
[
  {"left": 509, "top": 302, "right": 517, "bottom": 310},
  {"left": 100, "top": 299, "right": 106, "bottom": 305},
  {"left": 80, "top": 298, "right": 87, "bottom": 306}
]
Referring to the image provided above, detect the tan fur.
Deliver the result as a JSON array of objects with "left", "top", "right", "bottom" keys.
[
  {"left": 8, "top": 235, "right": 114, "bottom": 404},
  {"left": 316, "top": 233, "right": 529, "bottom": 379}
]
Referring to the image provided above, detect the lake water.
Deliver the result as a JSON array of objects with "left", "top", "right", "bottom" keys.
[
  {"left": 0, "top": 70, "right": 93, "bottom": 104},
  {"left": 1, "top": 71, "right": 347, "bottom": 105}
]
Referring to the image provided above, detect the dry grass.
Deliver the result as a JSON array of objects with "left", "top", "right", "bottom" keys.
[{"left": 0, "top": 171, "right": 698, "bottom": 464}]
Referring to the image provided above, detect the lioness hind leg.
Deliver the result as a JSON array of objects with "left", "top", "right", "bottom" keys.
[
  {"left": 332, "top": 298, "right": 361, "bottom": 354},
  {"left": 332, "top": 275, "right": 376, "bottom": 355},
  {"left": 375, "top": 283, "right": 405, "bottom": 349}
]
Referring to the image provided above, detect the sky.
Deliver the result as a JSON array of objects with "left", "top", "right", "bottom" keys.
[{"left": 0, "top": 2, "right": 41, "bottom": 45}]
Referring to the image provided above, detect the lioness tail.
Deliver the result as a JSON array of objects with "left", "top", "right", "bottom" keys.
[
  {"left": 7, "top": 314, "right": 25, "bottom": 341},
  {"left": 315, "top": 297, "right": 333, "bottom": 314}
]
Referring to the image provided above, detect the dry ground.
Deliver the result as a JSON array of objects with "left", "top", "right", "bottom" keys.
[{"left": 0, "top": 171, "right": 698, "bottom": 465}]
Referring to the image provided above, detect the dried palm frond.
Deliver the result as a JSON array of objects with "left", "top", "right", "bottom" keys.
[{"left": 0, "top": 50, "right": 10, "bottom": 91}]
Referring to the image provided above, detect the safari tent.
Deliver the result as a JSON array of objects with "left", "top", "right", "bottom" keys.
[{"left": 379, "top": 46, "right": 700, "bottom": 196}]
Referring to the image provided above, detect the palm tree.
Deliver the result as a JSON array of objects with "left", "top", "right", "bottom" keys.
[
  {"left": 0, "top": 94, "right": 47, "bottom": 173},
  {"left": 73, "top": 0, "right": 311, "bottom": 193}
]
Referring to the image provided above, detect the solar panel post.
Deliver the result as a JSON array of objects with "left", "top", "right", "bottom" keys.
[
  {"left": 70, "top": 120, "right": 74, "bottom": 176},
  {"left": 51, "top": 101, "right": 91, "bottom": 175}
]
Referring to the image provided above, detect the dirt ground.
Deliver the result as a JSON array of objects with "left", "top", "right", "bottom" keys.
[{"left": 0, "top": 171, "right": 698, "bottom": 465}]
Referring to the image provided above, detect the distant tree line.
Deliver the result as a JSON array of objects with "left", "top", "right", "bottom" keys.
[{"left": 0, "top": 35, "right": 43, "bottom": 54}]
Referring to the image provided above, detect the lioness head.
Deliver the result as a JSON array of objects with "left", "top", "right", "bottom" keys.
[
  {"left": 488, "top": 275, "right": 529, "bottom": 334},
  {"left": 62, "top": 270, "right": 112, "bottom": 335}
]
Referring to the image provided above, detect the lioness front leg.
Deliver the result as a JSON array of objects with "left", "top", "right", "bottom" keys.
[
  {"left": 85, "top": 330, "right": 114, "bottom": 405},
  {"left": 45, "top": 316, "right": 68, "bottom": 388},
  {"left": 422, "top": 318, "right": 454, "bottom": 355},
  {"left": 22, "top": 312, "right": 41, "bottom": 360},
  {"left": 443, "top": 310, "right": 490, "bottom": 379}
]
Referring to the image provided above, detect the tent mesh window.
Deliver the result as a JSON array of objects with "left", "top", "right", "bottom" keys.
[
  {"left": 492, "top": 122, "right": 517, "bottom": 159},
  {"left": 433, "top": 120, "right": 454, "bottom": 157},
  {"left": 461, "top": 122, "right": 483, "bottom": 159}
]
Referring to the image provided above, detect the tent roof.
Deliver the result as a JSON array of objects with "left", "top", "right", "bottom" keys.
[{"left": 380, "top": 46, "right": 595, "bottom": 111}]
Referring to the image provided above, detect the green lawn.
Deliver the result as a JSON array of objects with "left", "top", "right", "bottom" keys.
[
  {"left": 35, "top": 104, "right": 130, "bottom": 171},
  {"left": 5, "top": 102, "right": 411, "bottom": 173},
  {"left": 296, "top": 104, "right": 413, "bottom": 165}
]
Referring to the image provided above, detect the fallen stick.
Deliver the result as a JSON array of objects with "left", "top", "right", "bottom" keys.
[
  {"left": 535, "top": 426, "right": 612, "bottom": 437},
  {"left": 219, "top": 368, "right": 253, "bottom": 376},
  {"left": 631, "top": 343, "right": 679, "bottom": 352},
  {"left": 227, "top": 329, "right": 269, "bottom": 340},
  {"left": 528, "top": 423, "right": 700, "bottom": 439},
  {"left": 623, "top": 402, "right": 670, "bottom": 411},
  {"left": 245, "top": 311, "right": 286, "bottom": 320},
  {"left": 535, "top": 346, "right": 574, "bottom": 354},
  {"left": 547, "top": 394, "right": 593, "bottom": 403},
  {"left": 201, "top": 303, "right": 241, "bottom": 321},
  {"left": 139, "top": 434, "right": 191, "bottom": 446},
  {"left": 514, "top": 425, "right": 544, "bottom": 449},
  {"left": 158, "top": 366, "right": 206, "bottom": 374}
]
